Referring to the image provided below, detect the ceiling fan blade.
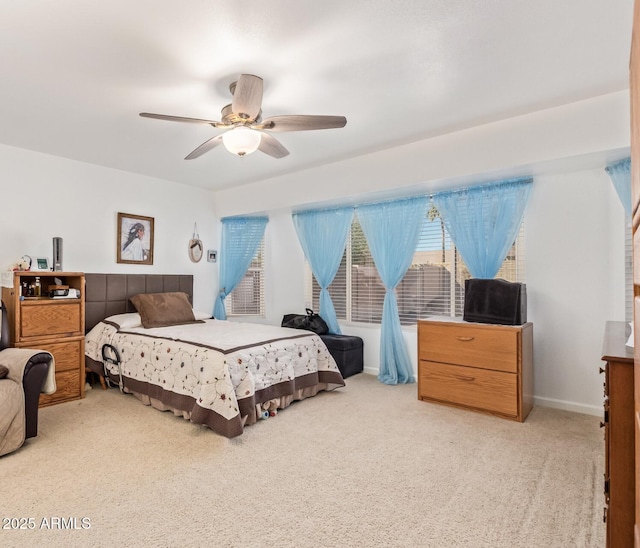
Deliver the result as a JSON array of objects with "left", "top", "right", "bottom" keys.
[
  {"left": 258, "top": 115, "right": 347, "bottom": 132},
  {"left": 184, "top": 134, "right": 224, "bottom": 160},
  {"left": 231, "top": 74, "right": 263, "bottom": 120},
  {"left": 140, "top": 112, "right": 228, "bottom": 127},
  {"left": 258, "top": 132, "right": 289, "bottom": 158}
]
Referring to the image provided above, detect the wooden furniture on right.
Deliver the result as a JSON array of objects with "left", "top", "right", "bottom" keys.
[
  {"left": 601, "top": 321, "right": 635, "bottom": 548},
  {"left": 418, "top": 319, "right": 533, "bottom": 422},
  {"left": 629, "top": 1, "right": 640, "bottom": 541}
]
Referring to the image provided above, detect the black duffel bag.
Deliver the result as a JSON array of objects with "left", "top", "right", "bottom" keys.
[{"left": 282, "top": 308, "right": 329, "bottom": 335}]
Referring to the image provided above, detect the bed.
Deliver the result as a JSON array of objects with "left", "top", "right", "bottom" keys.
[{"left": 83, "top": 274, "right": 344, "bottom": 438}]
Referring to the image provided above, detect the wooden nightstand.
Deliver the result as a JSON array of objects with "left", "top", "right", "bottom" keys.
[{"left": 2, "top": 272, "right": 85, "bottom": 406}]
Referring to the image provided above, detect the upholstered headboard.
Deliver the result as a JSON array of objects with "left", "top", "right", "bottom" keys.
[{"left": 84, "top": 273, "right": 194, "bottom": 333}]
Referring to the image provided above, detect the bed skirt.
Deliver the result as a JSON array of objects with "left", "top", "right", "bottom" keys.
[
  {"left": 86, "top": 355, "right": 341, "bottom": 437},
  {"left": 130, "top": 383, "right": 329, "bottom": 427}
]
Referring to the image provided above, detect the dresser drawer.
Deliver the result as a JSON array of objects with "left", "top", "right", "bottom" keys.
[
  {"left": 419, "top": 322, "right": 519, "bottom": 373},
  {"left": 18, "top": 339, "right": 83, "bottom": 373},
  {"left": 39, "top": 369, "right": 81, "bottom": 406},
  {"left": 419, "top": 360, "right": 518, "bottom": 417},
  {"left": 20, "top": 302, "right": 82, "bottom": 339}
]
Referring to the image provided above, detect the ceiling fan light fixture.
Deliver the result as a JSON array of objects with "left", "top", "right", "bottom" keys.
[
  {"left": 141, "top": 74, "right": 345, "bottom": 160},
  {"left": 222, "top": 126, "right": 261, "bottom": 157}
]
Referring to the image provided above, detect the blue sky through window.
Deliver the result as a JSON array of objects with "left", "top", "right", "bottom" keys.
[{"left": 416, "top": 216, "right": 453, "bottom": 252}]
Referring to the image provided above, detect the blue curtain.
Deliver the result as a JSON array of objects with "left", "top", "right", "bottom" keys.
[
  {"left": 292, "top": 207, "right": 354, "bottom": 334},
  {"left": 432, "top": 178, "right": 533, "bottom": 279},
  {"left": 605, "top": 157, "right": 631, "bottom": 218},
  {"left": 356, "top": 196, "right": 428, "bottom": 384},
  {"left": 213, "top": 216, "right": 268, "bottom": 320}
]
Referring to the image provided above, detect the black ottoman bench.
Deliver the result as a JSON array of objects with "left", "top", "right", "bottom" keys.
[{"left": 319, "top": 334, "right": 363, "bottom": 378}]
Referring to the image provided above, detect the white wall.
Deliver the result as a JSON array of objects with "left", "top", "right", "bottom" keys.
[
  {"left": 263, "top": 210, "right": 307, "bottom": 325},
  {"left": 0, "top": 144, "right": 218, "bottom": 312},
  {"left": 526, "top": 169, "right": 626, "bottom": 413}
]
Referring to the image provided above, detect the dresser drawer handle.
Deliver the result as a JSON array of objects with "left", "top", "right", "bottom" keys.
[
  {"left": 456, "top": 336, "right": 475, "bottom": 342},
  {"left": 455, "top": 374, "right": 475, "bottom": 382}
]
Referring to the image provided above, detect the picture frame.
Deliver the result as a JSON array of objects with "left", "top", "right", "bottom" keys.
[{"left": 117, "top": 212, "right": 154, "bottom": 265}]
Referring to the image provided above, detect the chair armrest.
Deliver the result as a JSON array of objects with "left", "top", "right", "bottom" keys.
[
  {"left": 0, "top": 348, "right": 53, "bottom": 378},
  {"left": 0, "top": 348, "right": 46, "bottom": 383},
  {"left": 23, "top": 352, "right": 52, "bottom": 393},
  {"left": 0, "top": 349, "right": 53, "bottom": 439},
  {"left": 23, "top": 351, "right": 54, "bottom": 381},
  {"left": 23, "top": 353, "right": 51, "bottom": 439}
]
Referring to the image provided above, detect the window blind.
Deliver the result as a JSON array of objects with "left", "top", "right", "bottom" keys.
[{"left": 227, "top": 238, "right": 265, "bottom": 317}]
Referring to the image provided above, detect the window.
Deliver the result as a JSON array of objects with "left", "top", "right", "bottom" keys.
[
  {"left": 307, "top": 206, "right": 525, "bottom": 325},
  {"left": 226, "top": 238, "right": 265, "bottom": 317}
]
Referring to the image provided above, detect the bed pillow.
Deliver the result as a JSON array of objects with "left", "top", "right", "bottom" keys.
[
  {"left": 105, "top": 312, "right": 143, "bottom": 329},
  {"left": 193, "top": 310, "right": 213, "bottom": 320},
  {"left": 130, "top": 292, "right": 199, "bottom": 328}
]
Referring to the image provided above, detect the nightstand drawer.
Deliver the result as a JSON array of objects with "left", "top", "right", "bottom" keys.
[
  {"left": 18, "top": 339, "right": 83, "bottom": 373},
  {"left": 419, "top": 322, "right": 518, "bottom": 373},
  {"left": 20, "top": 302, "right": 82, "bottom": 339},
  {"left": 420, "top": 360, "right": 518, "bottom": 417},
  {"left": 39, "top": 369, "right": 81, "bottom": 406}
]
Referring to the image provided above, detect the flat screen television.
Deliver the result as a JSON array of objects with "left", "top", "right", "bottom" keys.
[{"left": 463, "top": 278, "right": 527, "bottom": 326}]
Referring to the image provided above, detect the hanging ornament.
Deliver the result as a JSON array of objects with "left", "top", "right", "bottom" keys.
[{"left": 188, "top": 223, "right": 203, "bottom": 263}]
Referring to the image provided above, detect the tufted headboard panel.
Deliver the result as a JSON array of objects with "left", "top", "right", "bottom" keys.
[{"left": 84, "top": 273, "right": 194, "bottom": 333}]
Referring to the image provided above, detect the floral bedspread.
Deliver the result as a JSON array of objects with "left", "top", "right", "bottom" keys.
[{"left": 84, "top": 319, "right": 344, "bottom": 437}]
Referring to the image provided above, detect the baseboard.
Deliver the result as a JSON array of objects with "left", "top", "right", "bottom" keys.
[
  {"left": 360, "top": 369, "right": 603, "bottom": 417},
  {"left": 533, "top": 396, "right": 602, "bottom": 417},
  {"left": 363, "top": 366, "right": 379, "bottom": 377}
]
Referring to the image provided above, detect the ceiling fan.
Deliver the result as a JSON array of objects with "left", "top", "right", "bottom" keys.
[{"left": 139, "top": 74, "right": 347, "bottom": 159}]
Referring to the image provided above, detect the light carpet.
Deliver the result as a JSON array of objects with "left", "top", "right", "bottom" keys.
[{"left": 0, "top": 373, "right": 604, "bottom": 548}]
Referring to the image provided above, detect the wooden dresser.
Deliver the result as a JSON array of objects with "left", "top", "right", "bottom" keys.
[
  {"left": 600, "top": 321, "right": 634, "bottom": 547},
  {"left": 418, "top": 319, "right": 533, "bottom": 422},
  {"left": 2, "top": 271, "right": 85, "bottom": 406}
]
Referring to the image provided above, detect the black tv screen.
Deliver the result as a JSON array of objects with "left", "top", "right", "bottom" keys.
[{"left": 463, "top": 278, "right": 526, "bottom": 325}]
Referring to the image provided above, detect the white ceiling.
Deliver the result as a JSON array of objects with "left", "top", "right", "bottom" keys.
[{"left": 0, "top": 1, "right": 634, "bottom": 191}]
